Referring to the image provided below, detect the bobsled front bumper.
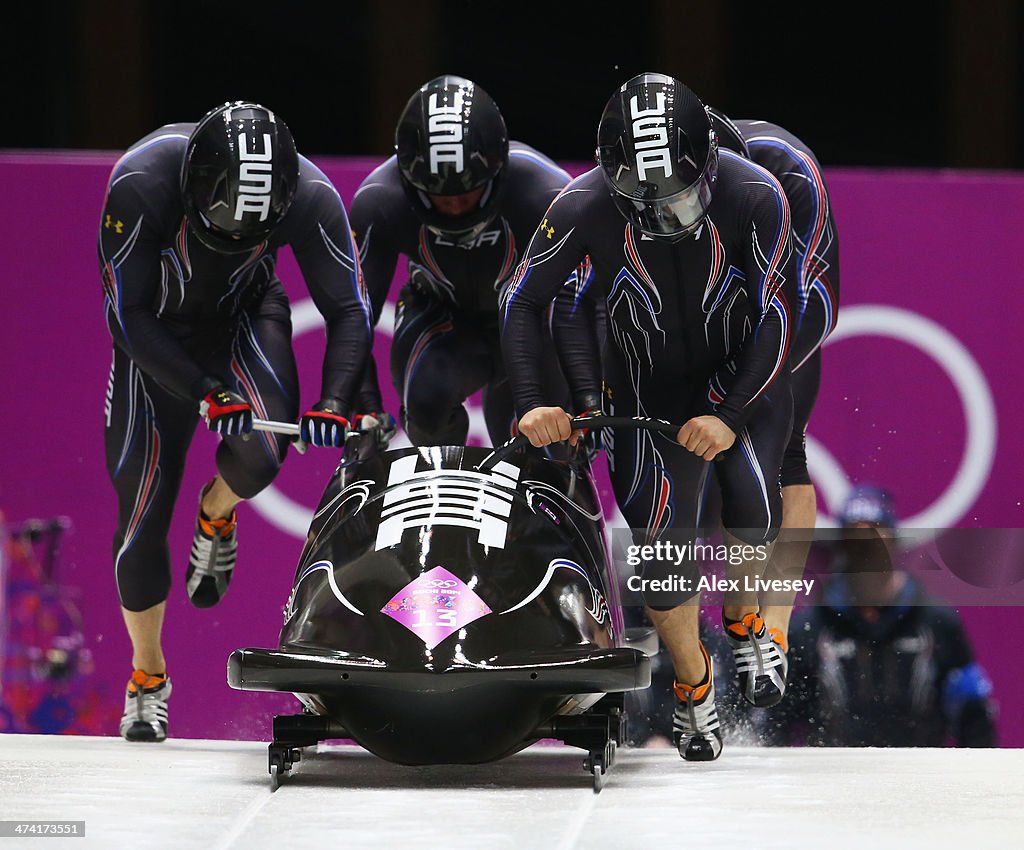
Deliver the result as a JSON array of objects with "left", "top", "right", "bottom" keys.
[{"left": 227, "top": 645, "right": 650, "bottom": 696}]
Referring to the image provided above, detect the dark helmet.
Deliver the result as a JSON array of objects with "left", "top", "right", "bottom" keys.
[
  {"left": 181, "top": 102, "right": 299, "bottom": 253},
  {"left": 706, "top": 106, "right": 750, "bottom": 158},
  {"left": 839, "top": 485, "right": 898, "bottom": 528},
  {"left": 394, "top": 75, "right": 509, "bottom": 243},
  {"left": 597, "top": 73, "right": 718, "bottom": 239}
]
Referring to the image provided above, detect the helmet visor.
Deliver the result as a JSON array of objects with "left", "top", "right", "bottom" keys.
[{"left": 613, "top": 173, "right": 714, "bottom": 239}]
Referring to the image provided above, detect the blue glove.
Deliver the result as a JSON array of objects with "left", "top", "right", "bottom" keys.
[
  {"left": 199, "top": 386, "right": 253, "bottom": 436},
  {"left": 943, "top": 663, "right": 993, "bottom": 719},
  {"left": 300, "top": 398, "right": 350, "bottom": 448}
]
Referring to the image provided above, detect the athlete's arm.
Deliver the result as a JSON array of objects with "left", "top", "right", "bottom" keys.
[
  {"left": 289, "top": 172, "right": 373, "bottom": 416},
  {"left": 501, "top": 188, "right": 591, "bottom": 416},
  {"left": 551, "top": 257, "right": 603, "bottom": 413},
  {"left": 349, "top": 173, "right": 405, "bottom": 414},
  {"left": 713, "top": 177, "right": 796, "bottom": 433},
  {"left": 934, "top": 609, "right": 997, "bottom": 747},
  {"left": 508, "top": 151, "right": 599, "bottom": 415},
  {"left": 748, "top": 133, "right": 840, "bottom": 371},
  {"left": 349, "top": 176, "right": 403, "bottom": 327},
  {"left": 99, "top": 177, "right": 210, "bottom": 401}
]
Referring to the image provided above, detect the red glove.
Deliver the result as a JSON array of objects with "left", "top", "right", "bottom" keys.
[{"left": 199, "top": 386, "right": 253, "bottom": 436}]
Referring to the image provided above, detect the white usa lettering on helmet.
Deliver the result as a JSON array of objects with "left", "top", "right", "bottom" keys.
[
  {"left": 235, "top": 133, "right": 274, "bottom": 221},
  {"left": 630, "top": 92, "right": 673, "bottom": 181},
  {"left": 427, "top": 91, "right": 465, "bottom": 173}
]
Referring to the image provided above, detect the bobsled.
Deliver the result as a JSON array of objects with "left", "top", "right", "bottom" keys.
[{"left": 228, "top": 417, "right": 676, "bottom": 790}]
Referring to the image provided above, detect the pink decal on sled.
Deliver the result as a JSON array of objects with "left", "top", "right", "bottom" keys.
[{"left": 381, "top": 566, "right": 492, "bottom": 649}]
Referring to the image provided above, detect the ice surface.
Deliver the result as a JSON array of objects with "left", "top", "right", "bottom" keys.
[{"left": 1, "top": 734, "right": 1021, "bottom": 849}]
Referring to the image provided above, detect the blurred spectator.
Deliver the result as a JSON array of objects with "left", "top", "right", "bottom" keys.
[
  {"left": 765, "top": 485, "right": 997, "bottom": 747},
  {"left": 627, "top": 485, "right": 998, "bottom": 748}
]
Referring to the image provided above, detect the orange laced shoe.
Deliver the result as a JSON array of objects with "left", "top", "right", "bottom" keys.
[
  {"left": 185, "top": 481, "right": 238, "bottom": 608},
  {"left": 725, "top": 612, "right": 788, "bottom": 707},
  {"left": 119, "top": 669, "right": 171, "bottom": 742},
  {"left": 768, "top": 626, "right": 789, "bottom": 654},
  {"left": 672, "top": 643, "right": 723, "bottom": 761}
]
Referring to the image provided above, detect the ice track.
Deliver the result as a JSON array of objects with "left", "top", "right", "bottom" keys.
[{"left": 1, "top": 734, "right": 1021, "bottom": 849}]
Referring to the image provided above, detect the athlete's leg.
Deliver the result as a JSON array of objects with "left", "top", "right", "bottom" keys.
[
  {"left": 760, "top": 199, "right": 839, "bottom": 634},
  {"left": 608, "top": 413, "right": 721, "bottom": 759},
  {"left": 604, "top": 377, "right": 709, "bottom": 683},
  {"left": 715, "top": 372, "right": 793, "bottom": 706},
  {"left": 183, "top": 285, "right": 300, "bottom": 608},
  {"left": 208, "top": 284, "right": 299, "bottom": 506},
  {"left": 762, "top": 351, "right": 822, "bottom": 645},
  {"left": 390, "top": 286, "right": 494, "bottom": 445},
  {"left": 715, "top": 373, "right": 793, "bottom": 602},
  {"left": 123, "top": 604, "right": 166, "bottom": 674},
  {"left": 105, "top": 347, "right": 197, "bottom": 673}
]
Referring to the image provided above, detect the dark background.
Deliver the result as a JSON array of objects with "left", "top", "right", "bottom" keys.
[{"left": 3, "top": 0, "right": 1021, "bottom": 168}]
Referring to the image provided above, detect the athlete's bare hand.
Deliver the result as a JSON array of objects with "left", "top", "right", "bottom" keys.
[
  {"left": 677, "top": 415, "right": 736, "bottom": 461},
  {"left": 517, "top": 407, "right": 579, "bottom": 447}
]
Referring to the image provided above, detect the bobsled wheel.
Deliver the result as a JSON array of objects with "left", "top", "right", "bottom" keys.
[
  {"left": 268, "top": 745, "right": 301, "bottom": 790},
  {"left": 586, "top": 751, "right": 606, "bottom": 793},
  {"left": 584, "top": 738, "right": 617, "bottom": 793}
]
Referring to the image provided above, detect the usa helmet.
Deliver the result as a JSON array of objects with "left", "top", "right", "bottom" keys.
[
  {"left": 181, "top": 102, "right": 299, "bottom": 253},
  {"left": 597, "top": 73, "right": 718, "bottom": 239},
  {"left": 395, "top": 75, "right": 509, "bottom": 243}
]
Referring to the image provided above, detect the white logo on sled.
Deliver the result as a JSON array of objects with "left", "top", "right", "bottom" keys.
[
  {"left": 374, "top": 455, "right": 520, "bottom": 550},
  {"left": 631, "top": 92, "right": 672, "bottom": 181},
  {"left": 234, "top": 133, "right": 274, "bottom": 221},
  {"left": 427, "top": 91, "right": 465, "bottom": 173}
]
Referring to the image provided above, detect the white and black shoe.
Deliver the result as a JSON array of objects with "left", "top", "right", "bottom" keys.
[
  {"left": 120, "top": 670, "right": 171, "bottom": 742},
  {"left": 186, "top": 482, "right": 237, "bottom": 609},
  {"left": 725, "top": 612, "right": 788, "bottom": 707},
  {"left": 672, "top": 643, "right": 723, "bottom": 762}
]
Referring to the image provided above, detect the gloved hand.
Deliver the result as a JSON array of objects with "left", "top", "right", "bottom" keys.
[
  {"left": 199, "top": 386, "right": 253, "bottom": 436},
  {"left": 300, "top": 398, "right": 351, "bottom": 448},
  {"left": 575, "top": 405, "right": 603, "bottom": 463},
  {"left": 353, "top": 411, "right": 398, "bottom": 450}
]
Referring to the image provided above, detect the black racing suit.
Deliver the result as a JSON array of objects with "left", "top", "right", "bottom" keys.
[
  {"left": 100, "top": 123, "right": 371, "bottom": 611},
  {"left": 502, "top": 154, "right": 798, "bottom": 603},
  {"left": 725, "top": 119, "right": 841, "bottom": 486},
  {"left": 348, "top": 142, "right": 572, "bottom": 446}
]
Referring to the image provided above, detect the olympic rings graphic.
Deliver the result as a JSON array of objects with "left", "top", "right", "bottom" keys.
[
  {"left": 252, "top": 301, "right": 997, "bottom": 539},
  {"left": 811, "top": 304, "right": 997, "bottom": 532}
]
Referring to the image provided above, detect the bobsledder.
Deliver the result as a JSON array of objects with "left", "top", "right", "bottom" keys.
[{"left": 228, "top": 415, "right": 680, "bottom": 791}]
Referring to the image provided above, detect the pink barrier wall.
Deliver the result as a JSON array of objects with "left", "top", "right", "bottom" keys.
[{"left": 1, "top": 153, "right": 1021, "bottom": 744}]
